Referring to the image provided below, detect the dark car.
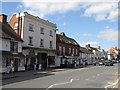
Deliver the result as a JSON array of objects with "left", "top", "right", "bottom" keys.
[{"left": 105, "top": 61, "right": 114, "bottom": 66}]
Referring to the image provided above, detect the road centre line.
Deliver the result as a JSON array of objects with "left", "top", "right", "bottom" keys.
[{"left": 45, "top": 78, "right": 79, "bottom": 90}]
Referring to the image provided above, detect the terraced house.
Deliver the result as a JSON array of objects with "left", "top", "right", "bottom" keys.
[
  {"left": 0, "top": 14, "right": 25, "bottom": 73},
  {"left": 9, "top": 12, "right": 57, "bottom": 69},
  {"left": 56, "top": 32, "right": 80, "bottom": 67},
  {"left": 79, "top": 47, "right": 94, "bottom": 65}
]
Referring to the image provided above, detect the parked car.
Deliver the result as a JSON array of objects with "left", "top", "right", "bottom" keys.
[
  {"left": 93, "top": 62, "right": 96, "bottom": 66},
  {"left": 99, "top": 61, "right": 104, "bottom": 66},
  {"left": 105, "top": 61, "right": 114, "bottom": 66}
]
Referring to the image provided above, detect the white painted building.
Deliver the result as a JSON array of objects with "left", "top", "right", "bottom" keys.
[
  {"left": 0, "top": 14, "right": 25, "bottom": 73},
  {"left": 79, "top": 47, "right": 94, "bottom": 65},
  {"left": 9, "top": 12, "right": 57, "bottom": 69}
]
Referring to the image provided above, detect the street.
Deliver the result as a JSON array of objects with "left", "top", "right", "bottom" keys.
[{"left": 2, "top": 63, "right": 119, "bottom": 90}]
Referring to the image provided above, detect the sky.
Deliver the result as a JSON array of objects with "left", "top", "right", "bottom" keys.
[{"left": 1, "top": 0, "right": 119, "bottom": 50}]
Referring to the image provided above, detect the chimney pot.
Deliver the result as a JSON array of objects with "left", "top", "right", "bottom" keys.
[
  {"left": 59, "top": 32, "right": 65, "bottom": 36},
  {"left": 0, "top": 14, "right": 7, "bottom": 23}
]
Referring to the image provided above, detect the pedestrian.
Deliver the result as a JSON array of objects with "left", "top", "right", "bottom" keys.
[
  {"left": 38, "top": 64, "right": 42, "bottom": 70},
  {"left": 34, "top": 63, "right": 36, "bottom": 70}
]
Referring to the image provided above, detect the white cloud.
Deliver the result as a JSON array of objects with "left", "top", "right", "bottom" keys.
[
  {"left": 97, "top": 27, "right": 118, "bottom": 41},
  {"left": 80, "top": 33, "right": 94, "bottom": 37},
  {"left": 19, "top": 0, "right": 118, "bottom": 21},
  {"left": 84, "top": 3, "right": 118, "bottom": 21},
  {"left": 80, "top": 42, "right": 100, "bottom": 46},
  {"left": 62, "top": 22, "right": 67, "bottom": 26}
]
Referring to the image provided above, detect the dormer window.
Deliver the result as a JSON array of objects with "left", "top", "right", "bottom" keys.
[{"left": 14, "top": 22, "right": 18, "bottom": 29}]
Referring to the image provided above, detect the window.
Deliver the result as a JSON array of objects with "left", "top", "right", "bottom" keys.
[
  {"left": 40, "top": 28, "right": 44, "bottom": 34},
  {"left": 14, "top": 22, "right": 18, "bottom": 29},
  {"left": 50, "top": 30, "right": 53, "bottom": 37},
  {"left": 76, "top": 49, "right": 78, "bottom": 55},
  {"left": 63, "top": 47, "right": 65, "bottom": 55},
  {"left": 69, "top": 48, "right": 71, "bottom": 54},
  {"left": 10, "top": 41, "right": 18, "bottom": 53},
  {"left": 59, "top": 46, "right": 62, "bottom": 55},
  {"left": 40, "top": 39, "right": 44, "bottom": 47},
  {"left": 28, "top": 36, "right": 33, "bottom": 45},
  {"left": 50, "top": 41, "right": 53, "bottom": 48},
  {"left": 73, "top": 48, "right": 74, "bottom": 55},
  {"left": 29, "top": 24, "right": 34, "bottom": 31}
]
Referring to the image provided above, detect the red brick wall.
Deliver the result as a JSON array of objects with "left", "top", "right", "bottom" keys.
[
  {"left": 57, "top": 42, "right": 80, "bottom": 56},
  {"left": 9, "top": 14, "right": 22, "bottom": 36}
]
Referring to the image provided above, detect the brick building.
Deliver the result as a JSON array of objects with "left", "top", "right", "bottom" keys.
[{"left": 56, "top": 32, "right": 80, "bottom": 67}]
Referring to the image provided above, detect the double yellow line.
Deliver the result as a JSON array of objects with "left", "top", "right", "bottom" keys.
[{"left": 112, "top": 77, "right": 120, "bottom": 88}]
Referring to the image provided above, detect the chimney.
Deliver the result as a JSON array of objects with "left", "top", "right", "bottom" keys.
[
  {"left": 59, "top": 32, "right": 65, "bottom": 36},
  {"left": 86, "top": 44, "right": 90, "bottom": 49},
  {"left": 98, "top": 46, "right": 101, "bottom": 49},
  {"left": 0, "top": 14, "right": 7, "bottom": 23}
]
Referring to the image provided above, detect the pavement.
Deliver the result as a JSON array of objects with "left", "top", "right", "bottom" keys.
[
  {"left": 2, "top": 63, "right": 119, "bottom": 89},
  {"left": 2, "top": 65, "right": 87, "bottom": 80}
]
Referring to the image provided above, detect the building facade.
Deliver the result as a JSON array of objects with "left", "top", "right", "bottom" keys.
[
  {"left": 0, "top": 14, "right": 25, "bottom": 73},
  {"left": 9, "top": 12, "right": 57, "bottom": 69},
  {"left": 108, "top": 47, "right": 120, "bottom": 60},
  {"left": 56, "top": 32, "right": 80, "bottom": 67},
  {"left": 79, "top": 47, "right": 94, "bottom": 65},
  {"left": 85, "top": 44, "right": 104, "bottom": 61}
]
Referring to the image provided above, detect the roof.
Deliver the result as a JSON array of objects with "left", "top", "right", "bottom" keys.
[
  {"left": 0, "top": 22, "right": 23, "bottom": 42},
  {"left": 80, "top": 47, "right": 93, "bottom": 54},
  {"left": 56, "top": 34, "right": 80, "bottom": 46},
  {"left": 19, "top": 12, "right": 56, "bottom": 28},
  {"left": 90, "top": 47, "right": 98, "bottom": 51}
]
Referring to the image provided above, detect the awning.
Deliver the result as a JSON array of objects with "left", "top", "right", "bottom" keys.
[
  {"left": 23, "top": 46, "right": 57, "bottom": 52},
  {"left": 1, "top": 51, "right": 25, "bottom": 58}
]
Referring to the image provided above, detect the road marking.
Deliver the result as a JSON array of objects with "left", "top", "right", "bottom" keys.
[
  {"left": 104, "top": 77, "right": 120, "bottom": 90},
  {"left": 85, "top": 78, "right": 90, "bottom": 81},
  {"left": 97, "top": 74, "right": 100, "bottom": 76},
  {"left": 112, "top": 77, "right": 120, "bottom": 88},
  {"left": 45, "top": 78, "right": 79, "bottom": 90}
]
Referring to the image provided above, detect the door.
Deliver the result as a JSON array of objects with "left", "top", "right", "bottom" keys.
[{"left": 13, "top": 58, "right": 18, "bottom": 72}]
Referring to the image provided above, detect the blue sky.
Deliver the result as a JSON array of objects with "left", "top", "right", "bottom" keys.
[{"left": 1, "top": 0, "right": 119, "bottom": 50}]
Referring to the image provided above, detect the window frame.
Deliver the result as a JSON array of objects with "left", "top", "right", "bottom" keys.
[
  {"left": 28, "top": 36, "right": 33, "bottom": 46},
  {"left": 50, "top": 30, "right": 53, "bottom": 37},
  {"left": 29, "top": 24, "right": 34, "bottom": 32},
  {"left": 40, "top": 27, "right": 44, "bottom": 34},
  {"left": 40, "top": 39, "right": 44, "bottom": 47},
  {"left": 49, "top": 41, "right": 53, "bottom": 48},
  {"left": 14, "top": 22, "right": 18, "bottom": 30}
]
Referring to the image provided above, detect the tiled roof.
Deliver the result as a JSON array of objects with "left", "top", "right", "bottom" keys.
[
  {"left": 0, "top": 22, "right": 23, "bottom": 42},
  {"left": 90, "top": 47, "right": 98, "bottom": 51},
  {"left": 80, "top": 47, "right": 93, "bottom": 54},
  {"left": 56, "top": 34, "right": 80, "bottom": 46}
]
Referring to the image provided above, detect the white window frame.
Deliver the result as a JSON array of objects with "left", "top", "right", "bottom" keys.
[
  {"left": 40, "top": 39, "right": 44, "bottom": 47},
  {"left": 28, "top": 36, "right": 33, "bottom": 45}
]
